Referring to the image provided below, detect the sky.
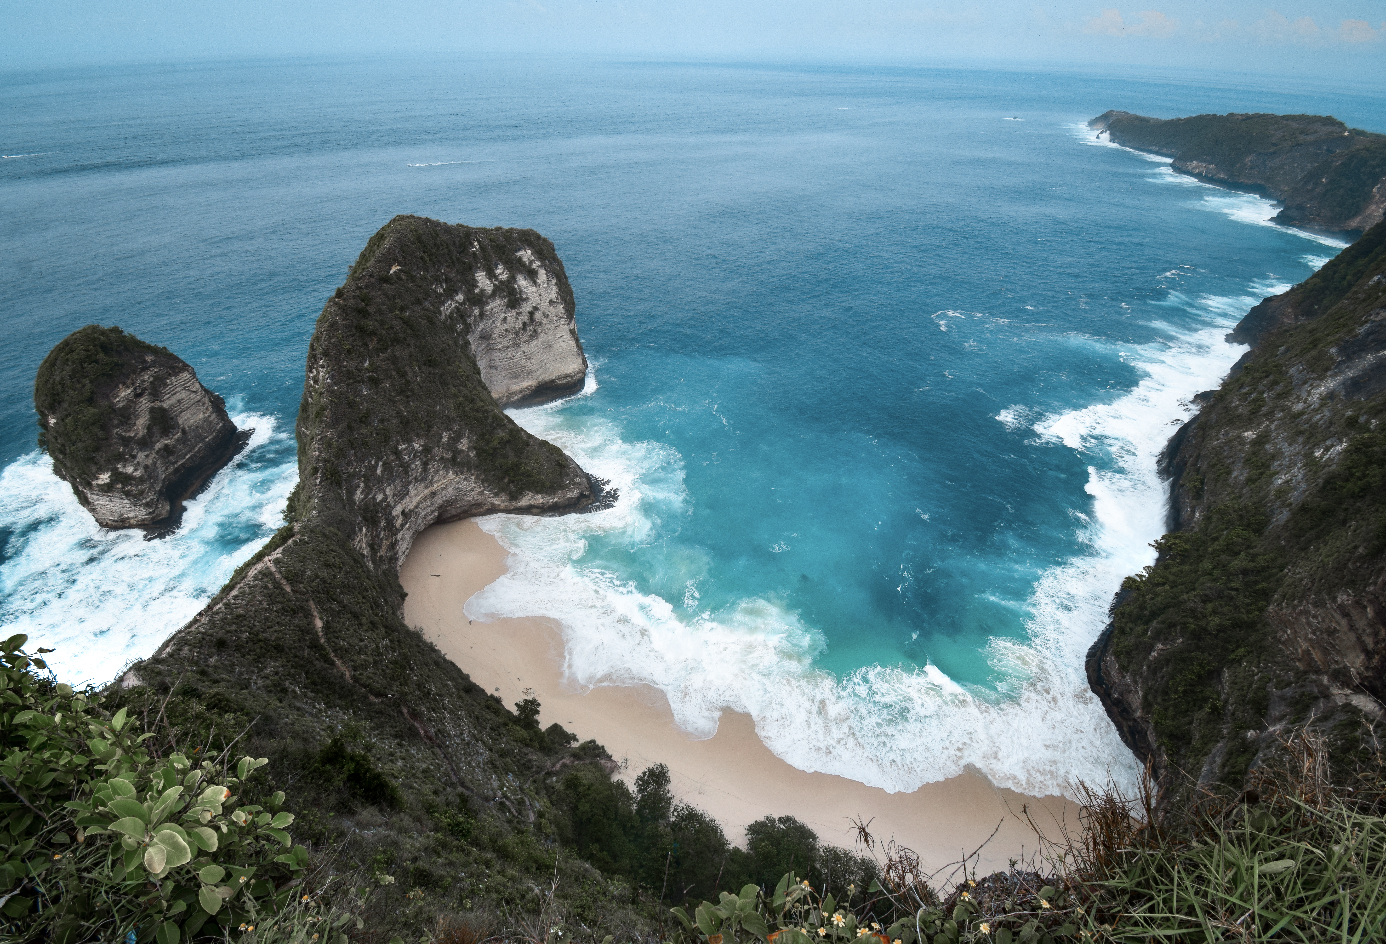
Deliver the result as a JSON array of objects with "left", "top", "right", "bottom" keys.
[{"left": 1, "top": 2, "right": 1384, "bottom": 80}]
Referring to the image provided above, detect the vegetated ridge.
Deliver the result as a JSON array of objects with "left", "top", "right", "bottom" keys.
[
  {"left": 89, "top": 216, "right": 873, "bottom": 940},
  {"left": 1087, "top": 217, "right": 1386, "bottom": 801},
  {"left": 1089, "top": 110, "right": 1386, "bottom": 235},
  {"left": 33, "top": 325, "right": 246, "bottom": 529}
]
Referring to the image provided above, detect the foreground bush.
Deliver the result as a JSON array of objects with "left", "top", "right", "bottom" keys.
[{"left": 0, "top": 635, "right": 327, "bottom": 943}]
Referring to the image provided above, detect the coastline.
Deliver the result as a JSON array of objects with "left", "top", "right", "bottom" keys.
[{"left": 400, "top": 518, "right": 1081, "bottom": 875}]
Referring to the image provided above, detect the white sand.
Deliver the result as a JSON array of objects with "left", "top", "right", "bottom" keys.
[{"left": 400, "top": 518, "right": 1079, "bottom": 874}]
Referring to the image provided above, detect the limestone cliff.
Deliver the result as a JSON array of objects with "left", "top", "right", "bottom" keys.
[
  {"left": 118, "top": 216, "right": 604, "bottom": 877},
  {"left": 1090, "top": 111, "right": 1386, "bottom": 235},
  {"left": 294, "top": 215, "right": 594, "bottom": 572},
  {"left": 1088, "top": 220, "right": 1386, "bottom": 798},
  {"left": 33, "top": 325, "right": 243, "bottom": 529}
]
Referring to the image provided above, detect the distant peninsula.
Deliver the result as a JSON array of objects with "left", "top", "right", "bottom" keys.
[{"left": 1090, "top": 110, "right": 1386, "bottom": 235}]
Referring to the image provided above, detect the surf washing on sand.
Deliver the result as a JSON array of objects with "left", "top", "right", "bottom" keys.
[{"left": 2, "top": 59, "right": 1379, "bottom": 801}]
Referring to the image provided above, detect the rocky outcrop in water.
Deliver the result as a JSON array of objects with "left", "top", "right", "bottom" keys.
[
  {"left": 296, "top": 215, "right": 596, "bottom": 571},
  {"left": 1087, "top": 219, "right": 1386, "bottom": 800},
  {"left": 119, "top": 216, "right": 604, "bottom": 874},
  {"left": 1090, "top": 111, "right": 1386, "bottom": 235},
  {"left": 33, "top": 325, "right": 243, "bottom": 529}
]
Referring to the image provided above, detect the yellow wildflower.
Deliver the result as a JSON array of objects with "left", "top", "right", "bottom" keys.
[
  {"left": 53, "top": 854, "right": 62, "bottom": 860},
  {"left": 856, "top": 929, "right": 870, "bottom": 937},
  {"left": 817, "top": 930, "right": 826, "bottom": 938},
  {"left": 832, "top": 913, "right": 846, "bottom": 928},
  {"left": 1040, "top": 899, "right": 1052, "bottom": 910},
  {"left": 871, "top": 923, "right": 880, "bottom": 931},
  {"left": 968, "top": 880, "right": 976, "bottom": 888},
  {"left": 979, "top": 924, "right": 990, "bottom": 935},
  {"left": 239, "top": 925, "right": 248, "bottom": 932},
  {"left": 960, "top": 891, "right": 970, "bottom": 901}
]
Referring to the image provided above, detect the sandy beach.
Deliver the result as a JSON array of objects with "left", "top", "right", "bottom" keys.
[{"left": 400, "top": 518, "right": 1081, "bottom": 875}]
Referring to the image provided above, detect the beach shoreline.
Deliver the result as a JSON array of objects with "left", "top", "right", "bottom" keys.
[{"left": 400, "top": 518, "right": 1081, "bottom": 875}]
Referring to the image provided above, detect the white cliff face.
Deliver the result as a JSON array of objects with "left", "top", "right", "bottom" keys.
[
  {"left": 452, "top": 246, "right": 588, "bottom": 406},
  {"left": 76, "top": 365, "right": 240, "bottom": 527},
  {"left": 37, "top": 331, "right": 242, "bottom": 529}
]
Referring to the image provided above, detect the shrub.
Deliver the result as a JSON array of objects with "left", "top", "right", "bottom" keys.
[{"left": 0, "top": 635, "right": 318, "bottom": 943}]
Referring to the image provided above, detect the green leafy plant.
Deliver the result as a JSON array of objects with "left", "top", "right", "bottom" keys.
[{"left": 0, "top": 634, "right": 315, "bottom": 943}]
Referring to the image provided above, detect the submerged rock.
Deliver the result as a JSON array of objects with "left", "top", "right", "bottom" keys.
[{"left": 34, "top": 325, "right": 243, "bottom": 529}]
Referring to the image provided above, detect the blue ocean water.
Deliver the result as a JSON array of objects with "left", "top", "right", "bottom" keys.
[{"left": 3, "top": 58, "right": 1382, "bottom": 795}]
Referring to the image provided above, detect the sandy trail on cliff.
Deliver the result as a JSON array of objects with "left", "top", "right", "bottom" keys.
[{"left": 400, "top": 519, "right": 1079, "bottom": 875}]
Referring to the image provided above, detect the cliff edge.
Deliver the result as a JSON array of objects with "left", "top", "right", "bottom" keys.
[
  {"left": 117, "top": 216, "right": 605, "bottom": 866},
  {"left": 1088, "top": 219, "right": 1386, "bottom": 799},
  {"left": 1090, "top": 110, "right": 1386, "bottom": 235},
  {"left": 34, "top": 325, "right": 243, "bottom": 529}
]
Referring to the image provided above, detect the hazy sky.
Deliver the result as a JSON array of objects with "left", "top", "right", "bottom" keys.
[{"left": 3, "top": 2, "right": 1384, "bottom": 79}]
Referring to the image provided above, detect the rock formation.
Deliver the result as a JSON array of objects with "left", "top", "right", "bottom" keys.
[
  {"left": 1088, "top": 219, "right": 1386, "bottom": 799},
  {"left": 118, "top": 216, "right": 604, "bottom": 856},
  {"left": 33, "top": 325, "right": 243, "bottom": 529},
  {"left": 1090, "top": 110, "right": 1386, "bottom": 235}
]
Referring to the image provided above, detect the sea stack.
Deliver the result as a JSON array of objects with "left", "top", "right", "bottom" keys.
[{"left": 34, "top": 325, "right": 243, "bottom": 529}]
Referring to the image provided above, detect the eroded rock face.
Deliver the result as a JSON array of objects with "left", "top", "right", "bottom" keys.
[
  {"left": 294, "top": 215, "right": 596, "bottom": 572},
  {"left": 34, "top": 326, "right": 242, "bottom": 529},
  {"left": 1088, "top": 220, "right": 1386, "bottom": 800},
  {"left": 460, "top": 245, "right": 588, "bottom": 406}
]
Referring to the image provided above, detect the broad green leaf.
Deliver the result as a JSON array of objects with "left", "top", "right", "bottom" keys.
[
  {"left": 696, "top": 902, "right": 722, "bottom": 937},
  {"left": 741, "top": 912, "right": 769, "bottom": 939},
  {"left": 108, "top": 778, "right": 136, "bottom": 798},
  {"left": 670, "top": 907, "right": 693, "bottom": 931},
  {"left": 150, "top": 786, "right": 184, "bottom": 825},
  {"left": 774, "top": 873, "right": 791, "bottom": 908},
  {"left": 740, "top": 884, "right": 760, "bottom": 903},
  {"left": 264, "top": 827, "right": 292, "bottom": 846},
  {"left": 154, "top": 829, "right": 193, "bottom": 869},
  {"left": 145, "top": 842, "right": 168, "bottom": 874},
  {"left": 270, "top": 811, "right": 294, "bottom": 828},
  {"left": 199, "top": 864, "right": 226, "bottom": 884},
  {"left": 108, "top": 797, "right": 148, "bottom": 823},
  {"left": 189, "top": 827, "right": 218, "bottom": 852},
  {"left": 109, "top": 817, "right": 147, "bottom": 841},
  {"left": 156, "top": 919, "right": 180, "bottom": 944},
  {"left": 110, "top": 707, "right": 128, "bottom": 732},
  {"left": 156, "top": 821, "right": 188, "bottom": 842},
  {"left": 198, "top": 885, "right": 223, "bottom": 915},
  {"left": 1260, "top": 859, "right": 1297, "bottom": 874}
]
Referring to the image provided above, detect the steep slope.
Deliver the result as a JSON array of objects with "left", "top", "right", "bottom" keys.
[
  {"left": 1089, "top": 111, "right": 1386, "bottom": 234},
  {"left": 34, "top": 325, "right": 244, "bottom": 528},
  {"left": 1088, "top": 220, "right": 1386, "bottom": 798},
  {"left": 112, "top": 217, "right": 632, "bottom": 932}
]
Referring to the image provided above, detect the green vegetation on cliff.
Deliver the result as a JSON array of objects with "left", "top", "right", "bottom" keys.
[
  {"left": 34, "top": 326, "right": 178, "bottom": 486},
  {"left": 1090, "top": 111, "right": 1386, "bottom": 234},
  {"left": 1093, "top": 219, "right": 1386, "bottom": 795}
]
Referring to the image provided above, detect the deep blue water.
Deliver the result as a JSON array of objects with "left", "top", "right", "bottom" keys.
[{"left": 3, "top": 58, "right": 1383, "bottom": 793}]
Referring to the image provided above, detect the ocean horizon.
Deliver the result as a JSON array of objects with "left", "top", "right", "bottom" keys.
[{"left": 3, "top": 56, "right": 1383, "bottom": 797}]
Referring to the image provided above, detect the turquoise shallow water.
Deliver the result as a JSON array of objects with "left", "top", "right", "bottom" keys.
[{"left": 2, "top": 58, "right": 1383, "bottom": 794}]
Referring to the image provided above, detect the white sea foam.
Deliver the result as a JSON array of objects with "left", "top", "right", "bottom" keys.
[
  {"left": 0, "top": 413, "right": 296, "bottom": 685},
  {"left": 466, "top": 270, "right": 1274, "bottom": 797}
]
